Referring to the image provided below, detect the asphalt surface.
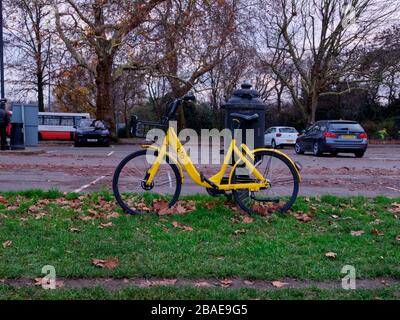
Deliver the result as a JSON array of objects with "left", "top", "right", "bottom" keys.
[{"left": 0, "top": 143, "right": 399, "bottom": 197}]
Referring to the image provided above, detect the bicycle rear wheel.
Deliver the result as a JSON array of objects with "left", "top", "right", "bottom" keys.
[
  {"left": 232, "top": 150, "right": 299, "bottom": 214},
  {"left": 113, "top": 149, "right": 182, "bottom": 214}
]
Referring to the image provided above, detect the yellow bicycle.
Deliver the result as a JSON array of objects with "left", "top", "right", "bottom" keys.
[{"left": 113, "top": 95, "right": 301, "bottom": 215}]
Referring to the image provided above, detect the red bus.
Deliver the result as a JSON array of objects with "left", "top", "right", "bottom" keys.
[{"left": 38, "top": 112, "right": 91, "bottom": 140}]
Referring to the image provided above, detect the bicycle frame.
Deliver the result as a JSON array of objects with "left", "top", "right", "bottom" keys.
[{"left": 142, "top": 127, "right": 269, "bottom": 191}]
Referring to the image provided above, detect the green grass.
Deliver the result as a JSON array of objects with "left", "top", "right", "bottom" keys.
[
  {"left": 0, "top": 190, "right": 399, "bottom": 282},
  {"left": 0, "top": 285, "right": 399, "bottom": 300}
]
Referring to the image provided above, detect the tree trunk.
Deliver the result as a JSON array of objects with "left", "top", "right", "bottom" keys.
[
  {"left": 306, "top": 90, "right": 319, "bottom": 124},
  {"left": 95, "top": 56, "right": 116, "bottom": 140},
  {"left": 37, "top": 71, "right": 45, "bottom": 112}
]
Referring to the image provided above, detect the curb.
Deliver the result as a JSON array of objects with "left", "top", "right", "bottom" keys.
[{"left": 0, "top": 149, "right": 46, "bottom": 156}]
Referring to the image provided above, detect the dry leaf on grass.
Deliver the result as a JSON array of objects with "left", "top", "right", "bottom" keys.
[
  {"left": 325, "top": 252, "right": 337, "bottom": 259},
  {"left": 234, "top": 229, "right": 246, "bottom": 236},
  {"left": 244, "top": 280, "right": 254, "bottom": 285},
  {"left": 271, "top": 281, "right": 289, "bottom": 288},
  {"left": 68, "top": 227, "right": 80, "bottom": 233},
  {"left": 219, "top": 279, "right": 233, "bottom": 287},
  {"left": 171, "top": 221, "right": 193, "bottom": 232},
  {"left": 242, "top": 216, "right": 254, "bottom": 224},
  {"left": 350, "top": 230, "right": 365, "bottom": 237},
  {"left": 78, "top": 215, "right": 94, "bottom": 221},
  {"left": 369, "top": 219, "right": 382, "bottom": 225},
  {"left": 371, "top": 228, "right": 384, "bottom": 236},
  {"left": 395, "top": 235, "right": 400, "bottom": 241},
  {"left": 388, "top": 203, "right": 400, "bottom": 214},
  {"left": 2, "top": 240, "right": 12, "bottom": 248},
  {"left": 92, "top": 257, "right": 119, "bottom": 270},
  {"left": 294, "top": 213, "right": 313, "bottom": 222},
  {"left": 98, "top": 222, "right": 113, "bottom": 229},
  {"left": 0, "top": 196, "right": 8, "bottom": 205},
  {"left": 34, "top": 278, "right": 64, "bottom": 288}
]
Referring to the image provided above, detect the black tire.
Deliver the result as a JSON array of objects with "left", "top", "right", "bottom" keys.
[
  {"left": 113, "top": 149, "right": 182, "bottom": 215},
  {"left": 313, "top": 142, "right": 322, "bottom": 157},
  {"left": 355, "top": 151, "right": 365, "bottom": 158},
  {"left": 232, "top": 150, "right": 300, "bottom": 215},
  {"left": 294, "top": 142, "right": 304, "bottom": 154},
  {"left": 330, "top": 151, "right": 339, "bottom": 157},
  {"left": 74, "top": 141, "right": 81, "bottom": 147},
  {"left": 271, "top": 139, "right": 277, "bottom": 149}
]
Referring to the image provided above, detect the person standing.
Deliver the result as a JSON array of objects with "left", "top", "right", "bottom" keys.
[{"left": 0, "top": 99, "right": 9, "bottom": 150}]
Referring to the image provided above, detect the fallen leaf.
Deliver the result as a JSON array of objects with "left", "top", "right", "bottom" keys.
[
  {"left": 388, "top": 203, "right": 400, "bottom": 214},
  {"left": 99, "top": 222, "right": 113, "bottom": 229},
  {"left": 220, "top": 279, "right": 233, "bottom": 287},
  {"left": 68, "top": 227, "right": 80, "bottom": 233},
  {"left": 172, "top": 221, "right": 179, "bottom": 228},
  {"left": 78, "top": 215, "right": 94, "bottom": 221},
  {"left": 371, "top": 228, "right": 384, "bottom": 236},
  {"left": 35, "top": 212, "right": 46, "bottom": 220},
  {"left": 92, "top": 257, "right": 119, "bottom": 270},
  {"left": 0, "top": 196, "right": 8, "bottom": 205},
  {"left": 395, "top": 235, "right": 400, "bottom": 241},
  {"left": 369, "top": 219, "right": 382, "bottom": 225},
  {"left": 107, "top": 212, "right": 120, "bottom": 219},
  {"left": 234, "top": 229, "right": 246, "bottom": 236},
  {"left": 244, "top": 280, "right": 254, "bottom": 285},
  {"left": 2, "top": 240, "right": 12, "bottom": 248},
  {"left": 272, "top": 281, "right": 289, "bottom": 288},
  {"left": 242, "top": 216, "right": 254, "bottom": 224},
  {"left": 325, "top": 252, "right": 337, "bottom": 259},
  {"left": 34, "top": 278, "right": 64, "bottom": 288},
  {"left": 331, "top": 215, "right": 340, "bottom": 219},
  {"left": 182, "top": 225, "right": 193, "bottom": 232},
  {"left": 350, "top": 230, "right": 365, "bottom": 237},
  {"left": 294, "top": 213, "right": 313, "bottom": 222}
]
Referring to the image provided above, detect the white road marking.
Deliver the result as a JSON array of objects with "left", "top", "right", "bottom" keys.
[
  {"left": 107, "top": 151, "right": 114, "bottom": 157},
  {"left": 73, "top": 176, "right": 106, "bottom": 193},
  {"left": 386, "top": 186, "right": 400, "bottom": 192}
]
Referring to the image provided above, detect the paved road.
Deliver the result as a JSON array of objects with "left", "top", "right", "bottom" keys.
[{"left": 0, "top": 143, "right": 399, "bottom": 197}]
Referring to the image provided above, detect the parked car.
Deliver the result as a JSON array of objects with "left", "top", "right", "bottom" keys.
[
  {"left": 295, "top": 120, "right": 368, "bottom": 157},
  {"left": 74, "top": 119, "right": 110, "bottom": 147},
  {"left": 264, "top": 126, "right": 299, "bottom": 148}
]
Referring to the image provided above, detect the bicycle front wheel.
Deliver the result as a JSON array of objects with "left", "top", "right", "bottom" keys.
[
  {"left": 113, "top": 149, "right": 182, "bottom": 214},
  {"left": 232, "top": 150, "right": 299, "bottom": 214}
]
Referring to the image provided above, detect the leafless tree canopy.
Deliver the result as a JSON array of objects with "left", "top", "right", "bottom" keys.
[{"left": 3, "top": 0, "right": 400, "bottom": 135}]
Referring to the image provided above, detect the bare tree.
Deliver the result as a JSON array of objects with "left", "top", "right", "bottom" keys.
[
  {"left": 53, "top": 0, "right": 166, "bottom": 138},
  {"left": 143, "top": 0, "right": 238, "bottom": 129},
  {"left": 5, "top": 0, "right": 53, "bottom": 111},
  {"left": 256, "top": 0, "right": 399, "bottom": 123}
]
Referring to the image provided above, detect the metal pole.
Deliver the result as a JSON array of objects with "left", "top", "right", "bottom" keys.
[{"left": 0, "top": 0, "right": 5, "bottom": 100}]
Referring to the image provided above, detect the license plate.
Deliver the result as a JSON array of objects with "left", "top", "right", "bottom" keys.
[
  {"left": 87, "top": 139, "right": 98, "bottom": 142},
  {"left": 342, "top": 135, "right": 355, "bottom": 139}
]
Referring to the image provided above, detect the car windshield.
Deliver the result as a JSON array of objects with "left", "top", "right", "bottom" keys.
[
  {"left": 79, "top": 119, "right": 94, "bottom": 127},
  {"left": 329, "top": 123, "right": 363, "bottom": 131},
  {"left": 279, "top": 127, "right": 297, "bottom": 133}
]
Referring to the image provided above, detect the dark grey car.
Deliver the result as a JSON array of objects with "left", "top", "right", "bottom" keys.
[{"left": 295, "top": 120, "right": 368, "bottom": 158}]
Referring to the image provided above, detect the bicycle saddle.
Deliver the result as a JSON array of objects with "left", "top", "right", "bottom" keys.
[{"left": 230, "top": 113, "right": 259, "bottom": 122}]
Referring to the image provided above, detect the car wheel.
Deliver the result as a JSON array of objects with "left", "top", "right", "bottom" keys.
[
  {"left": 295, "top": 142, "right": 304, "bottom": 154},
  {"left": 330, "top": 151, "right": 338, "bottom": 157},
  {"left": 355, "top": 151, "right": 365, "bottom": 158},
  {"left": 271, "top": 139, "right": 277, "bottom": 149},
  {"left": 313, "top": 142, "right": 322, "bottom": 157},
  {"left": 74, "top": 142, "right": 81, "bottom": 148}
]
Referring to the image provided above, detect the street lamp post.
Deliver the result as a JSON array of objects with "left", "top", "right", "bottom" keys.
[{"left": 0, "top": 0, "right": 6, "bottom": 107}]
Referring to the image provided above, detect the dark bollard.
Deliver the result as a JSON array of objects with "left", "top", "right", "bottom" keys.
[{"left": 10, "top": 122, "right": 25, "bottom": 150}]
